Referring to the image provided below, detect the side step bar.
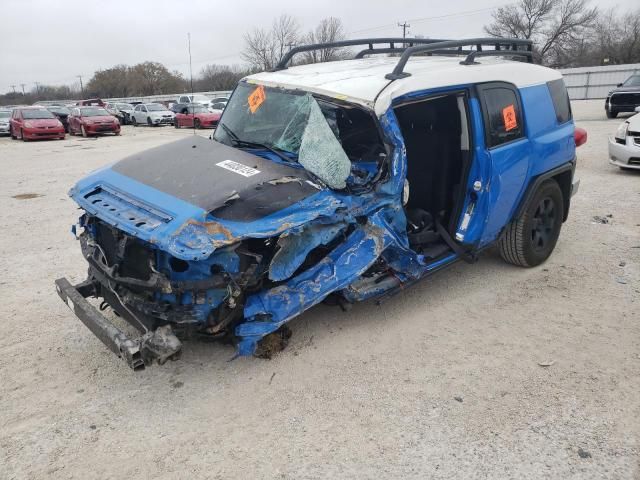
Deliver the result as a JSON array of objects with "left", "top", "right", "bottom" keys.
[{"left": 55, "top": 277, "right": 181, "bottom": 370}]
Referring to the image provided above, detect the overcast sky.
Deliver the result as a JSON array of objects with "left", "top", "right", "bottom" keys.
[{"left": 1, "top": 0, "right": 621, "bottom": 93}]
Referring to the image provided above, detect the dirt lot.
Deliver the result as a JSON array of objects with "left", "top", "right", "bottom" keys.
[{"left": 1, "top": 101, "right": 638, "bottom": 479}]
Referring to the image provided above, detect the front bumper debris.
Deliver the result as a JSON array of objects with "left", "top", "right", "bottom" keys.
[{"left": 55, "top": 277, "right": 182, "bottom": 370}]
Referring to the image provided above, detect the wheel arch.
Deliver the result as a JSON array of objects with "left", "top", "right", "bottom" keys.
[{"left": 513, "top": 160, "right": 575, "bottom": 224}]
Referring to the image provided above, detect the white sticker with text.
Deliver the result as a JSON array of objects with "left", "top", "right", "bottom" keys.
[{"left": 216, "top": 160, "right": 260, "bottom": 177}]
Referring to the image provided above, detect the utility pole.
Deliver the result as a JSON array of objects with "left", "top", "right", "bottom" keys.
[
  {"left": 77, "top": 75, "right": 84, "bottom": 95},
  {"left": 20, "top": 83, "right": 26, "bottom": 95},
  {"left": 398, "top": 21, "right": 410, "bottom": 47}
]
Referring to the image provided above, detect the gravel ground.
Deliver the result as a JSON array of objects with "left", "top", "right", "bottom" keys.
[{"left": 1, "top": 101, "right": 638, "bottom": 479}]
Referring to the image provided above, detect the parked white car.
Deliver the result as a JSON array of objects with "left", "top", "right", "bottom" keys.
[
  {"left": 0, "top": 109, "right": 11, "bottom": 135},
  {"left": 131, "top": 103, "right": 175, "bottom": 126},
  {"left": 608, "top": 108, "right": 640, "bottom": 170},
  {"left": 208, "top": 100, "right": 227, "bottom": 114},
  {"left": 175, "top": 94, "right": 211, "bottom": 107}
]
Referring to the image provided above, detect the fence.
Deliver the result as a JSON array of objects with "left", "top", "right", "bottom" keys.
[
  {"left": 32, "top": 90, "right": 233, "bottom": 107},
  {"left": 559, "top": 64, "right": 640, "bottom": 100}
]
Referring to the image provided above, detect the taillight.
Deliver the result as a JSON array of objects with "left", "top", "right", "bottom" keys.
[{"left": 574, "top": 127, "right": 587, "bottom": 147}]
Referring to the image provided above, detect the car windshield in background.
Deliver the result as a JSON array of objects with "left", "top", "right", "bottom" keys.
[
  {"left": 117, "top": 104, "right": 133, "bottom": 109},
  {"left": 146, "top": 104, "right": 165, "bottom": 112},
  {"left": 189, "top": 106, "right": 208, "bottom": 114},
  {"left": 49, "top": 107, "right": 70, "bottom": 115},
  {"left": 622, "top": 76, "right": 640, "bottom": 87},
  {"left": 80, "top": 107, "right": 109, "bottom": 116},
  {"left": 0, "top": 111, "right": 11, "bottom": 118},
  {"left": 213, "top": 82, "right": 385, "bottom": 189},
  {"left": 22, "top": 109, "right": 55, "bottom": 119}
]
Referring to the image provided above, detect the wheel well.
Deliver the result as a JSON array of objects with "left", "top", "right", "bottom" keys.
[
  {"left": 513, "top": 162, "right": 575, "bottom": 224},
  {"left": 552, "top": 169, "right": 573, "bottom": 222}
]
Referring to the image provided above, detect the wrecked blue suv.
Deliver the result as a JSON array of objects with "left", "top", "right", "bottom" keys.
[{"left": 56, "top": 38, "right": 585, "bottom": 369}]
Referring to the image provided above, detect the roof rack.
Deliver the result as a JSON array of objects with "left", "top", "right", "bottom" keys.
[
  {"left": 274, "top": 38, "right": 450, "bottom": 71},
  {"left": 273, "top": 37, "right": 534, "bottom": 80},
  {"left": 385, "top": 38, "right": 534, "bottom": 79}
]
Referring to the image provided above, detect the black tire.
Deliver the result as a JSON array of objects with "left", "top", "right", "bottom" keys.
[
  {"left": 21, "top": 128, "right": 28, "bottom": 141},
  {"left": 81, "top": 125, "right": 88, "bottom": 138},
  {"left": 174, "top": 119, "right": 180, "bottom": 129},
  {"left": 132, "top": 116, "right": 137, "bottom": 127},
  {"left": 194, "top": 119, "right": 201, "bottom": 129},
  {"left": 147, "top": 117, "right": 154, "bottom": 127},
  {"left": 498, "top": 179, "right": 564, "bottom": 267},
  {"left": 606, "top": 109, "right": 618, "bottom": 119},
  {"left": 10, "top": 126, "right": 17, "bottom": 140}
]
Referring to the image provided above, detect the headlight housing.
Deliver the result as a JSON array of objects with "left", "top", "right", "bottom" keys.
[
  {"left": 24, "top": 121, "right": 34, "bottom": 128},
  {"left": 614, "top": 122, "right": 629, "bottom": 141}
]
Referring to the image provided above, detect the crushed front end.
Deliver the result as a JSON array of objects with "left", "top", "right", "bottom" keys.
[
  {"left": 57, "top": 212, "right": 274, "bottom": 369},
  {"left": 56, "top": 82, "right": 433, "bottom": 370}
]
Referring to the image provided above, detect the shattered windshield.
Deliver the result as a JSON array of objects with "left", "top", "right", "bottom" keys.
[{"left": 213, "top": 82, "right": 385, "bottom": 189}]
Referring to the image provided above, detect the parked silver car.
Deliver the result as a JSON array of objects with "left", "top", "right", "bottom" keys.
[
  {"left": 608, "top": 108, "right": 640, "bottom": 170},
  {"left": 130, "top": 103, "right": 175, "bottom": 126},
  {"left": 0, "top": 109, "right": 11, "bottom": 135}
]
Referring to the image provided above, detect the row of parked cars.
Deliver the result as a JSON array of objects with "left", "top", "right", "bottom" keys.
[{"left": 0, "top": 94, "right": 229, "bottom": 141}]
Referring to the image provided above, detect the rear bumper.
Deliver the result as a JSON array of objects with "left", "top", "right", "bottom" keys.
[
  {"left": 55, "top": 277, "right": 181, "bottom": 370},
  {"left": 608, "top": 136, "right": 640, "bottom": 169}
]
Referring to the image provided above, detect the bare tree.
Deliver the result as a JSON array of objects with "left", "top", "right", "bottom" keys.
[
  {"left": 241, "top": 14, "right": 300, "bottom": 71},
  {"left": 590, "top": 8, "right": 640, "bottom": 65},
  {"left": 485, "top": 0, "right": 598, "bottom": 66},
  {"left": 195, "top": 64, "right": 251, "bottom": 91},
  {"left": 302, "top": 17, "right": 350, "bottom": 64}
]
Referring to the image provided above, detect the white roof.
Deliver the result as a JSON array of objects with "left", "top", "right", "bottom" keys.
[{"left": 246, "top": 56, "right": 561, "bottom": 115}]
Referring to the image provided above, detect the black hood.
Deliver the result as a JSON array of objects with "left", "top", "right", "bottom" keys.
[
  {"left": 610, "top": 85, "right": 640, "bottom": 94},
  {"left": 112, "top": 136, "right": 321, "bottom": 222}
]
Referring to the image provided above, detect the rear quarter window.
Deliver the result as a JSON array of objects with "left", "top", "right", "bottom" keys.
[
  {"left": 547, "top": 79, "right": 572, "bottom": 124},
  {"left": 479, "top": 85, "right": 524, "bottom": 148}
]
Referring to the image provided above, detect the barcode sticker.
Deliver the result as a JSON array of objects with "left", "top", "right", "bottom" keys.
[{"left": 216, "top": 160, "right": 260, "bottom": 177}]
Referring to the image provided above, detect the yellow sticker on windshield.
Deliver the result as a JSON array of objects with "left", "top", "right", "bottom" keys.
[{"left": 248, "top": 85, "right": 266, "bottom": 114}]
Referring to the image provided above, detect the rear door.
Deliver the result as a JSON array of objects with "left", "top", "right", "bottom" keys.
[{"left": 475, "top": 82, "right": 531, "bottom": 245}]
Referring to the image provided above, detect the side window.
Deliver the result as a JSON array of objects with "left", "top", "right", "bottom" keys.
[
  {"left": 547, "top": 78, "right": 572, "bottom": 124},
  {"left": 480, "top": 85, "right": 524, "bottom": 148}
]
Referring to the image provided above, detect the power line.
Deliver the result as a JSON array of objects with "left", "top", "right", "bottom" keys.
[{"left": 350, "top": 4, "right": 510, "bottom": 35}]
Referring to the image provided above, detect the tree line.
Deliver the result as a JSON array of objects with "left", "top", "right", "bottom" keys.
[{"left": 1, "top": 6, "right": 638, "bottom": 105}]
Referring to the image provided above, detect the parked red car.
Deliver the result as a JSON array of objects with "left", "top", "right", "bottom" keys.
[
  {"left": 77, "top": 98, "right": 106, "bottom": 107},
  {"left": 68, "top": 107, "right": 121, "bottom": 137},
  {"left": 10, "top": 107, "right": 65, "bottom": 141},
  {"left": 174, "top": 104, "right": 221, "bottom": 129}
]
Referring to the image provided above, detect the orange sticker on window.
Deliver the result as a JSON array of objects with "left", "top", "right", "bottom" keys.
[
  {"left": 248, "top": 85, "right": 266, "bottom": 114},
  {"left": 502, "top": 104, "right": 517, "bottom": 131}
]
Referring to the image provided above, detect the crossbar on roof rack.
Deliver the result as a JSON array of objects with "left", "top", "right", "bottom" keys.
[
  {"left": 385, "top": 38, "right": 533, "bottom": 79},
  {"left": 274, "top": 38, "right": 450, "bottom": 71}
]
